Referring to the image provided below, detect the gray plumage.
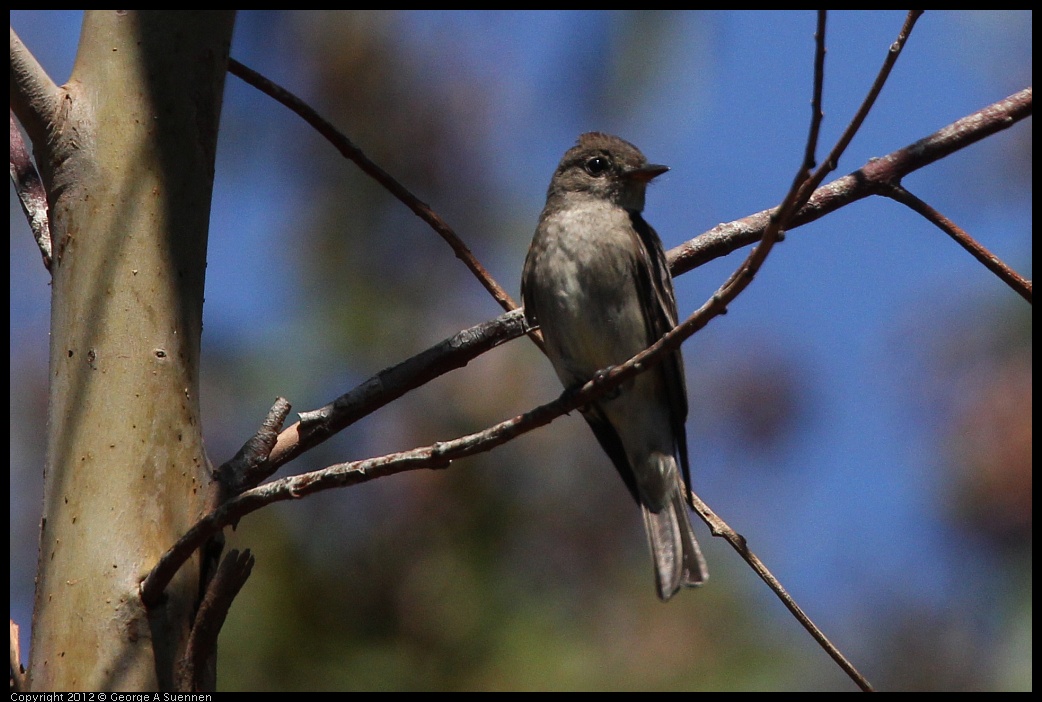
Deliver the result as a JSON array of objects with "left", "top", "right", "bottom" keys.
[{"left": 522, "top": 132, "right": 707, "bottom": 600}]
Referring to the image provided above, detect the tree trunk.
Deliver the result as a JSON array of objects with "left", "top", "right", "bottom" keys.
[{"left": 21, "top": 11, "right": 236, "bottom": 691}]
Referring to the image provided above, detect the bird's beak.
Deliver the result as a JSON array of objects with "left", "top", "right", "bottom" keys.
[{"left": 625, "top": 163, "right": 669, "bottom": 183}]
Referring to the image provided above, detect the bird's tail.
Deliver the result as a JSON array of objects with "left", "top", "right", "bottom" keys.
[{"left": 642, "top": 476, "right": 708, "bottom": 601}]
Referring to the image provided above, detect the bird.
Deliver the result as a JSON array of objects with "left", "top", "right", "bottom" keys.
[{"left": 521, "top": 132, "right": 707, "bottom": 600}]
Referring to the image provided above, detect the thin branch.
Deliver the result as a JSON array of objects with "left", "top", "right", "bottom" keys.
[
  {"left": 802, "top": 11, "right": 827, "bottom": 175},
  {"left": 10, "top": 26, "right": 61, "bottom": 272},
  {"left": 215, "top": 397, "right": 292, "bottom": 496},
  {"left": 797, "top": 10, "right": 923, "bottom": 204},
  {"left": 10, "top": 110, "right": 51, "bottom": 270},
  {"left": 226, "top": 58, "right": 519, "bottom": 314},
  {"left": 690, "top": 492, "right": 874, "bottom": 691},
  {"left": 670, "top": 87, "right": 1033, "bottom": 276},
  {"left": 708, "top": 9, "right": 836, "bottom": 303},
  {"left": 9, "top": 26, "right": 61, "bottom": 147},
  {"left": 176, "top": 549, "right": 254, "bottom": 692},
  {"left": 262, "top": 308, "right": 528, "bottom": 473},
  {"left": 882, "top": 184, "right": 1032, "bottom": 302}
]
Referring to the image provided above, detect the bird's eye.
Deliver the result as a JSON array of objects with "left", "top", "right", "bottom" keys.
[{"left": 584, "top": 156, "right": 612, "bottom": 176}]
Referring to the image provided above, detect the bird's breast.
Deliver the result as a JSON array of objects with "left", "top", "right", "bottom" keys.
[{"left": 528, "top": 203, "right": 651, "bottom": 383}]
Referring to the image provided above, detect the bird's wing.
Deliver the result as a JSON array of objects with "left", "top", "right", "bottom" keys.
[{"left": 628, "top": 212, "right": 692, "bottom": 494}]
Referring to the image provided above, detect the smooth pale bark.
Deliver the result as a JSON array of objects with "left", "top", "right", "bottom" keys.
[{"left": 24, "top": 11, "right": 235, "bottom": 691}]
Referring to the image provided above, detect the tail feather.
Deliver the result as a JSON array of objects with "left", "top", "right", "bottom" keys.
[{"left": 642, "top": 485, "right": 707, "bottom": 601}]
